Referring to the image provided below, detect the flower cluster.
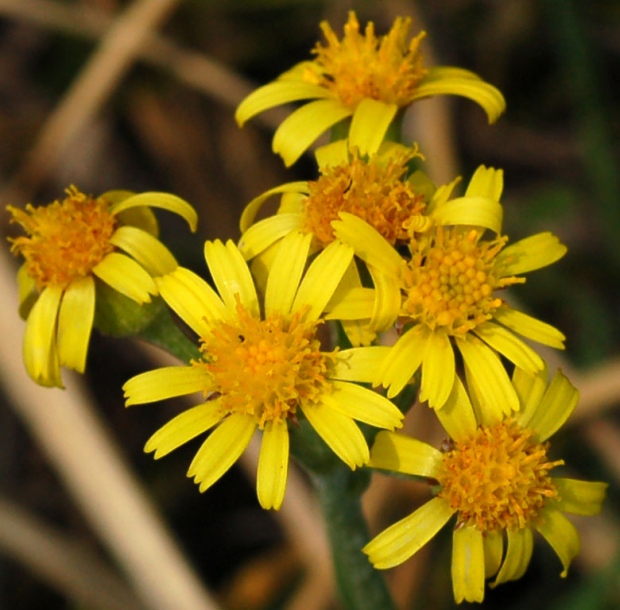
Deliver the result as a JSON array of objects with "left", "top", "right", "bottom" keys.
[{"left": 7, "top": 11, "right": 605, "bottom": 606}]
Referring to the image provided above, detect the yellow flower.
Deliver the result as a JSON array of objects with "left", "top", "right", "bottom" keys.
[
  {"left": 235, "top": 11, "right": 506, "bottom": 166},
  {"left": 238, "top": 136, "right": 431, "bottom": 261},
  {"left": 330, "top": 166, "right": 566, "bottom": 410},
  {"left": 123, "top": 233, "right": 403, "bottom": 510},
  {"left": 363, "top": 367, "right": 607, "bottom": 603},
  {"left": 7, "top": 186, "right": 197, "bottom": 388}
]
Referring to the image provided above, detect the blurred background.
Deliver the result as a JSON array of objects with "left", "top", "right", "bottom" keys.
[{"left": 0, "top": 0, "right": 618, "bottom": 608}]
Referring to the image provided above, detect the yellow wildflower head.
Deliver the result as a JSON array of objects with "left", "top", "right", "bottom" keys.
[
  {"left": 124, "top": 234, "right": 404, "bottom": 510},
  {"left": 306, "top": 12, "right": 428, "bottom": 109},
  {"left": 304, "top": 146, "right": 427, "bottom": 248},
  {"left": 330, "top": 166, "right": 567, "bottom": 409},
  {"left": 236, "top": 12, "right": 506, "bottom": 166},
  {"left": 6, "top": 186, "right": 197, "bottom": 387},
  {"left": 438, "top": 418, "right": 562, "bottom": 532},
  {"left": 8, "top": 187, "right": 116, "bottom": 290},
  {"left": 364, "top": 368, "right": 608, "bottom": 604},
  {"left": 400, "top": 227, "right": 519, "bottom": 336},
  {"left": 194, "top": 299, "right": 334, "bottom": 430}
]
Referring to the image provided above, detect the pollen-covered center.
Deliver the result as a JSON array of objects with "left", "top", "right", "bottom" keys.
[
  {"left": 437, "top": 419, "right": 563, "bottom": 532},
  {"left": 401, "top": 227, "right": 521, "bottom": 334},
  {"left": 304, "top": 151, "right": 426, "bottom": 248},
  {"left": 8, "top": 186, "right": 117, "bottom": 289},
  {"left": 196, "top": 302, "right": 334, "bottom": 428},
  {"left": 305, "top": 12, "right": 428, "bottom": 108}
]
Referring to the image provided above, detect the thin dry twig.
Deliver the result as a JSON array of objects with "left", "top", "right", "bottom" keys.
[
  {"left": 0, "top": 248, "right": 221, "bottom": 610},
  {"left": 0, "top": 495, "right": 145, "bottom": 610},
  {"left": 0, "top": 0, "right": 290, "bottom": 203},
  {"left": 1, "top": 0, "right": 182, "bottom": 196}
]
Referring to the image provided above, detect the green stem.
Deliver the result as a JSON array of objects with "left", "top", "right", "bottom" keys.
[
  {"left": 137, "top": 304, "right": 201, "bottom": 363},
  {"left": 289, "top": 412, "right": 397, "bottom": 610},
  {"left": 312, "top": 466, "right": 397, "bottom": 610}
]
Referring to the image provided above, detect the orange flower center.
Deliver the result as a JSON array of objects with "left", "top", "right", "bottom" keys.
[
  {"left": 304, "top": 150, "right": 427, "bottom": 247},
  {"left": 401, "top": 227, "right": 522, "bottom": 334},
  {"left": 195, "top": 302, "right": 334, "bottom": 428},
  {"left": 305, "top": 12, "right": 428, "bottom": 108},
  {"left": 7, "top": 186, "right": 117, "bottom": 289},
  {"left": 438, "top": 419, "right": 563, "bottom": 532}
]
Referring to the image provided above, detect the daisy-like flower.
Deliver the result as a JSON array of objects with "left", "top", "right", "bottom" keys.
[
  {"left": 235, "top": 11, "right": 506, "bottom": 166},
  {"left": 7, "top": 186, "right": 197, "bottom": 388},
  {"left": 363, "top": 367, "right": 607, "bottom": 603},
  {"left": 331, "top": 166, "right": 566, "bottom": 411},
  {"left": 238, "top": 137, "right": 430, "bottom": 262},
  {"left": 123, "top": 233, "right": 404, "bottom": 510}
]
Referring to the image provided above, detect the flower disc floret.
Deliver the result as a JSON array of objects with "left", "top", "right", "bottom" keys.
[
  {"left": 304, "top": 149, "right": 426, "bottom": 247},
  {"left": 196, "top": 302, "right": 333, "bottom": 428},
  {"left": 8, "top": 186, "right": 117, "bottom": 289},
  {"left": 307, "top": 12, "right": 427, "bottom": 108},
  {"left": 401, "top": 228, "right": 520, "bottom": 334},
  {"left": 438, "top": 419, "right": 563, "bottom": 532}
]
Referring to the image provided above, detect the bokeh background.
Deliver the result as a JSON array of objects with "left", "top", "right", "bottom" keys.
[{"left": 0, "top": 1, "right": 618, "bottom": 609}]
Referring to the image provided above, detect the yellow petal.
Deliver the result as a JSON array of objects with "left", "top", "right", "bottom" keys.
[
  {"left": 93, "top": 252, "right": 156, "bottom": 304},
  {"left": 324, "top": 380, "right": 404, "bottom": 430},
  {"left": 235, "top": 80, "right": 330, "bottom": 126},
  {"left": 492, "top": 527, "right": 533, "bottom": 586},
  {"left": 273, "top": 100, "right": 352, "bottom": 167},
  {"left": 474, "top": 321, "right": 544, "bottom": 374},
  {"left": 363, "top": 497, "right": 453, "bottom": 569},
  {"left": 368, "top": 264, "right": 401, "bottom": 332},
  {"left": 377, "top": 325, "right": 428, "bottom": 398},
  {"left": 512, "top": 365, "right": 549, "bottom": 428},
  {"left": 23, "top": 285, "right": 63, "bottom": 387},
  {"left": 527, "top": 369, "right": 578, "bottom": 441},
  {"left": 265, "top": 231, "right": 312, "bottom": 317},
  {"left": 123, "top": 366, "right": 209, "bottom": 406},
  {"left": 257, "top": 421, "right": 290, "bottom": 510},
  {"left": 339, "top": 319, "right": 377, "bottom": 347},
  {"left": 188, "top": 413, "right": 256, "bottom": 492},
  {"left": 111, "top": 192, "right": 198, "bottom": 232},
  {"left": 331, "top": 346, "right": 391, "bottom": 382},
  {"left": 156, "top": 267, "right": 225, "bottom": 337},
  {"left": 315, "top": 139, "right": 350, "bottom": 169},
  {"left": 452, "top": 525, "right": 485, "bottom": 603},
  {"left": 430, "top": 196, "right": 503, "bottom": 234},
  {"left": 493, "top": 305, "right": 566, "bottom": 349},
  {"left": 145, "top": 401, "right": 226, "bottom": 458},
  {"left": 17, "top": 263, "right": 38, "bottom": 319},
  {"left": 495, "top": 232, "right": 567, "bottom": 276},
  {"left": 483, "top": 530, "right": 503, "bottom": 579},
  {"left": 110, "top": 226, "right": 177, "bottom": 276},
  {"left": 325, "top": 287, "right": 375, "bottom": 320},
  {"left": 292, "top": 240, "right": 354, "bottom": 321},
  {"left": 456, "top": 334, "right": 519, "bottom": 422},
  {"left": 465, "top": 165, "right": 504, "bottom": 200},
  {"left": 349, "top": 99, "right": 398, "bottom": 157},
  {"left": 369, "top": 431, "right": 443, "bottom": 478},
  {"left": 434, "top": 376, "right": 477, "bottom": 443},
  {"left": 414, "top": 72, "right": 506, "bottom": 123},
  {"left": 301, "top": 402, "right": 368, "bottom": 469},
  {"left": 332, "top": 212, "right": 402, "bottom": 277},
  {"left": 239, "top": 182, "right": 308, "bottom": 233},
  {"left": 204, "top": 240, "right": 259, "bottom": 318},
  {"left": 278, "top": 191, "right": 306, "bottom": 214},
  {"left": 535, "top": 507, "right": 580, "bottom": 577},
  {"left": 552, "top": 478, "right": 608, "bottom": 516},
  {"left": 420, "top": 330, "right": 455, "bottom": 409},
  {"left": 57, "top": 276, "right": 95, "bottom": 372}
]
